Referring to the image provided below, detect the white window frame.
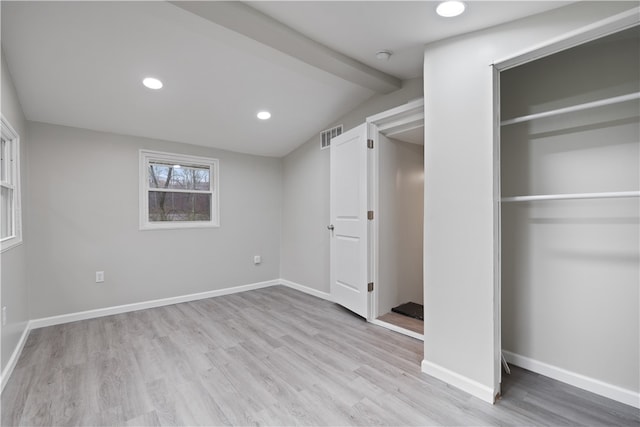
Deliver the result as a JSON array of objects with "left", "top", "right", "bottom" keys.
[
  {"left": 139, "top": 150, "right": 220, "bottom": 230},
  {"left": 1, "top": 115, "right": 22, "bottom": 252}
]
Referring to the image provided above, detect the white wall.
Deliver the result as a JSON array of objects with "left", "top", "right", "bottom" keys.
[
  {"left": 26, "top": 122, "right": 281, "bottom": 319},
  {"left": 281, "top": 78, "right": 423, "bottom": 292},
  {"left": 0, "top": 49, "right": 29, "bottom": 374},
  {"left": 421, "top": 1, "right": 637, "bottom": 402},
  {"left": 378, "top": 134, "right": 424, "bottom": 316},
  {"left": 501, "top": 28, "right": 639, "bottom": 393}
]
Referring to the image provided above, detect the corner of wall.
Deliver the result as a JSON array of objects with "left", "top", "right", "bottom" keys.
[{"left": 0, "top": 47, "right": 30, "bottom": 378}]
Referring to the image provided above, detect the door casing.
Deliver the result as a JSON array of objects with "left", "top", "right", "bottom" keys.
[{"left": 366, "top": 99, "right": 425, "bottom": 336}]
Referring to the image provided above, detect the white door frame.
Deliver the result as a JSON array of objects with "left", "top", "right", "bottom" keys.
[
  {"left": 490, "top": 7, "right": 639, "bottom": 397},
  {"left": 365, "top": 98, "right": 425, "bottom": 338}
]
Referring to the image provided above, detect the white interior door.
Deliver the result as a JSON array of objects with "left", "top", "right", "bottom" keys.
[{"left": 329, "top": 123, "right": 369, "bottom": 318}]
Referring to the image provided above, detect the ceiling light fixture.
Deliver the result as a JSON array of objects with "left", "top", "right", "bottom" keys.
[
  {"left": 436, "top": 1, "right": 466, "bottom": 17},
  {"left": 375, "top": 50, "right": 392, "bottom": 61},
  {"left": 257, "top": 111, "right": 271, "bottom": 120},
  {"left": 142, "top": 77, "right": 163, "bottom": 90}
]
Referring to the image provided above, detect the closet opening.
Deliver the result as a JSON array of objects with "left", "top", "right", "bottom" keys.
[
  {"left": 368, "top": 104, "right": 425, "bottom": 340},
  {"left": 496, "top": 24, "right": 639, "bottom": 406}
]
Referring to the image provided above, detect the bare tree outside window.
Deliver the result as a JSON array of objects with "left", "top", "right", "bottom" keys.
[
  {"left": 140, "top": 151, "right": 219, "bottom": 230},
  {"left": 148, "top": 162, "right": 212, "bottom": 221}
]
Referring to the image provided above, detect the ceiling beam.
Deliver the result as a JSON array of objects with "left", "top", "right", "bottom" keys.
[{"left": 170, "top": 1, "right": 401, "bottom": 94}]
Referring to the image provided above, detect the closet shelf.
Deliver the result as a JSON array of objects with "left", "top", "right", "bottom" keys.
[
  {"left": 500, "top": 92, "right": 640, "bottom": 127},
  {"left": 501, "top": 190, "right": 640, "bottom": 203}
]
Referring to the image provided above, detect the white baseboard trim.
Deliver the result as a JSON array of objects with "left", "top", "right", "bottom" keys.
[
  {"left": 503, "top": 350, "right": 640, "bottom": 409},
  {"left": 421, "top": 359, "right": 497, "bottom": 404},
  {"left": 370, "top": 318, "right": 424, "bottom": 341},
  {"left": 280, "top": 280, "right": 426, "bottom": 343},
  {"left": 1, "top": 321, "right": 31, "bottom": 392},
  {"left": 278, "top": 279, "right": 333, "bottom": 302},
  {"left": 30, "top": 279, "right": 279, "bottom": 330},
  {"left": 3, "top": 278, "right": 330, "bottom": 394}
]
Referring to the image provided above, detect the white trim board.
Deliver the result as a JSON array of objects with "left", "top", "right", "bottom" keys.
[
  {"left": 493, "top": 7, "right": 640, "bottom": 71},
  {"left": 0, "top": 278, "right": 328, "bottom": 393},
  {"left": 503, "top": 351, "right": 640, "bottom": 409},
  {"left": 279, "top": 279, "right": 332, "bottom": 302},
  {"left": 421, "top": 359, "right": 497, "bottom": 404},
  {"left": 30, "top": 280, "right": 279, "bottom": 330},
  {"left": 30, "top": 279, "right": 326, "bottom": 331},
  {"left": 1, "top": 321, "right": 30, "bottom": 392},
  {"left": 370, "top": 318, "right": 424, "bottom": 341}
]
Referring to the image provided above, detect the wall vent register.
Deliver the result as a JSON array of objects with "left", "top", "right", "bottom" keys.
[{"left": 320, "top": 125, "right": 343, "bottom": 149}]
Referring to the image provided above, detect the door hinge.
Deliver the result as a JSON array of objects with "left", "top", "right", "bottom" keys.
[
  {"left": 367, "top": 210, "right": 374, "bottom": 220},
  {"left": 367, "top": 282, "right": 374, "bottom": 292},
  {"left": 367, "top": 139, "right": 374, "bottom": 149}
]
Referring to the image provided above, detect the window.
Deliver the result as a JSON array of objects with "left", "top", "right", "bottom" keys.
[
  {"left": 1, "top": 116, "right": 22, "bottom": 252},
  {"left": 140, "top": 150, "right": 219, "bottom": 230}
]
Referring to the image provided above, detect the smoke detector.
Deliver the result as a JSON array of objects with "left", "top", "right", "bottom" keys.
[{"left": 375, "top": 50, "right": 392, "bottom": 61}]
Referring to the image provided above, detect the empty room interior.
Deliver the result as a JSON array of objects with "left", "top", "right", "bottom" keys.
[{"left": 1, "top": 1, "right": 639, "bottom": 426}]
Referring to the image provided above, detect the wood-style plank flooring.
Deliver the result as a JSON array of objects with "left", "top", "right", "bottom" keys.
[
  {"left": 2, "top": 286, "right": 638, "bottom": 426},
  {"left": 377, "top": 311, "right": 424, "bottom": 335}
]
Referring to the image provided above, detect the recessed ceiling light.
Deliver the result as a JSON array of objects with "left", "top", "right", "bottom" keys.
[
  {"left": 436, "top": 1, "right": 466, "bottom": 17},
  {"left": 257, "top": 111, "right": 271, "bottom": 120},
  {"left": 143, "top": 77, "right": 163, "bottom": 90}
]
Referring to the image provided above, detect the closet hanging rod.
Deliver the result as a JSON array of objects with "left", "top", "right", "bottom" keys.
[
  {"left": 501, "top": 191, "right": 640, "bottom": 203},
  {"left": 500, "top": 92, "right": 640, "bottom": 127}
]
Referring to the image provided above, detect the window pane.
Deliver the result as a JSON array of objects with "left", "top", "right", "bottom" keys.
[
  {"left": 1, "top": 186, "right": 13, "bottom": 239},
  {"left": 1, "top": 138, "right": 7, "bottom": 183},
  {"left": 148, "top": 191, "right": 211, "bottom": 222},
  {"left": 148, "top": 162, "right": 210, "bottom": 191}
]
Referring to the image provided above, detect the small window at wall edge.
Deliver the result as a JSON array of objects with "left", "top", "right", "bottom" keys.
[
  {"left": 139, "top": 149, "right": 219, "bottom": 230},
  {"left": 1, "top": 115, "right": 23, "bottom": 252}
]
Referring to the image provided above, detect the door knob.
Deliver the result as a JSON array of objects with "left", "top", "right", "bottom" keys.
[{"left": 327, "top": 224, "right": 334, "bottom": 230}]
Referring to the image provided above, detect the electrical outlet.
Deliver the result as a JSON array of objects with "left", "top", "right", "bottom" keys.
[
  {"left": 96, "top": 271, "right": 105, "bottom": 283},
  {"left": 253, "top": 255, "right": 261, "bottom": 264},
  {"left": 2, "top": 306, "right": 6, "bottom": 326}
]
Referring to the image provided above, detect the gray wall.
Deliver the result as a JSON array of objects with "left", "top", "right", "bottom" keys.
[
  {"left": 1, "top": 48, "right": 29, "bottom": 373},
  {"left": 378, "top": 134, "right": 424, "bottom": 316},
  {"left": 422, "top": 1, "right": 636, "bottom": 396},
  {"left": 26, "top": 122, "right": 281, "bottom": 319},
  {"left": 501, "top": 28, "right": 639, "bottom": 392},
  {"left": 281, "top": 78, "right": 423, "bottom": 292}
]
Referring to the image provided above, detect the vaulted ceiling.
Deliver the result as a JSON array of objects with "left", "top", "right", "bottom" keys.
[{"left": 1, "top": 1, "right": 573, "bottom": 157}]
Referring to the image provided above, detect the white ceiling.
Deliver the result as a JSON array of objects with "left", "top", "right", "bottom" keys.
[
  {"left": 1, "top": 1, "right": 573, "bottom": 157},
  {"left": 248, "top": 1, "right": 574, "bottom": 80}
]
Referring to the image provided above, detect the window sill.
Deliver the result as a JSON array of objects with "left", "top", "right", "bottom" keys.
[
  {"left": 1, "top": 237, "right": 23, "bottom": 253},
  {"left": 139, "top": 222, "right": 220, "bottom": 231}
]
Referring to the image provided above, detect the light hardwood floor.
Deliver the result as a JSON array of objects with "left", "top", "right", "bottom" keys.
[{"left": 2, "top": 286, "right": 638, "bottom": 426}]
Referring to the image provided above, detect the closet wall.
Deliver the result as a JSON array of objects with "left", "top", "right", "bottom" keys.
[
  {"left": 500, "top": 27, "right": 639, "bottom": 393},
  {"left": 378, "top": 134, "right": 424, "bottom": 316}
]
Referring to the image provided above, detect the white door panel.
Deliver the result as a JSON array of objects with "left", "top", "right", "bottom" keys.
[{"left": 330, "top": 123, "right": 369, "bottom": 318}]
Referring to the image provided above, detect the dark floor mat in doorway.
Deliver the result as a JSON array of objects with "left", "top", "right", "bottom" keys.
[{"left": 391, "top": 302, "right": 424, "bottom": 320}]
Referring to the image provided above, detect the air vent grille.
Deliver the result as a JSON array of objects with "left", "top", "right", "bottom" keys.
[{"left": 320, "top": 125, "right": 343, "bottom": 149}]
